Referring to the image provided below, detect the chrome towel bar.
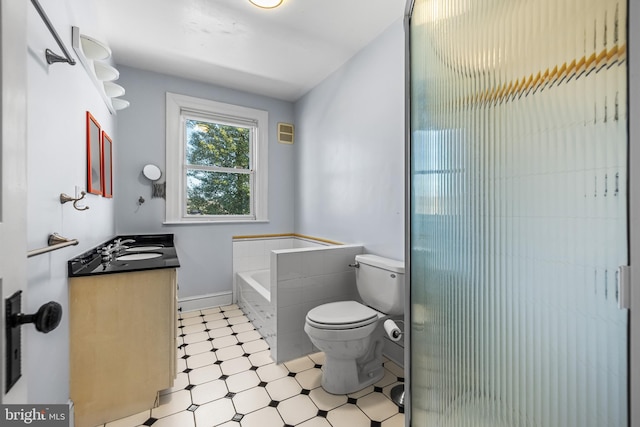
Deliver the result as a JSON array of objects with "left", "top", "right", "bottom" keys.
[{"left": 27, "top": 233, "right": 79, "bottom": 258}]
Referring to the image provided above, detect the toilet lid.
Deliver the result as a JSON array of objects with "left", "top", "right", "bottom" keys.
[{"left": 306, "top": 301, "right": 379, "bottom": 329}]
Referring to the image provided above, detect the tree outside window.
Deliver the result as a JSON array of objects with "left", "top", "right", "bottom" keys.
[{"left": 185, "top": 119, "right": 252, "bottom": 216}]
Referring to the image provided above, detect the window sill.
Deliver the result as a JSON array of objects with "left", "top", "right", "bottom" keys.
[{"left": 162, "top": 220, "right": 270, "bottom": 225}]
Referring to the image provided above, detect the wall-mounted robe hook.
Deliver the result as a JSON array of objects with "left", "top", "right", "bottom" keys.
[{"left": 60, "top": 191, "right": 89, "bottom": 211}]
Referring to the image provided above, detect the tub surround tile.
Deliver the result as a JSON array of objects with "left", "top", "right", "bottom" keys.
[
  {"left": 97, "top": 305, "right": 403, "bottom": 427},
  {"left": 236, "top": 241, "right": 366, "bottom": 365}
]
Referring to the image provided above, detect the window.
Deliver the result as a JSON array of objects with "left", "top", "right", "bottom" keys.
[{"left": 166, "top": 93, "right": 268, "bottom": 223}]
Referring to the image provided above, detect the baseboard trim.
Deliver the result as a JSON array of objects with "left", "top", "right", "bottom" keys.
[{"left": 178, "top": 291, "right": 233, "bottom": 312}]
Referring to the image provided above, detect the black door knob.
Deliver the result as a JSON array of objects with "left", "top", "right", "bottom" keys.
[{"left": 10, "top": 301, "right": 62, "bottom": 333}]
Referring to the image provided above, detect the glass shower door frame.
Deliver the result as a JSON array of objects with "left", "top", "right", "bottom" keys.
[{"left": 406, "top": 0, "right": 634, "bottom": 425}]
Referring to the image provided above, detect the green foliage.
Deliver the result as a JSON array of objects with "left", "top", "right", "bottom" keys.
[{"left": 185, "top": 119, "right": 251, "bottom": 215}]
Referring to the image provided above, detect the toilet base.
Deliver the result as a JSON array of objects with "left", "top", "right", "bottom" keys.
[{"left": 320, "top": 334, "right": 385, "bottom": 395}]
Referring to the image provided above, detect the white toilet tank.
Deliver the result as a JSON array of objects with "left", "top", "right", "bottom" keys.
[{"left": 354, "top": 254, "right": 405, "bottom": 316}]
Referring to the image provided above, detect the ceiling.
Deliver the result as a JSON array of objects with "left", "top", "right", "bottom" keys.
[{"left": 93, "top": 0, "right": 406, "bottom": 101}]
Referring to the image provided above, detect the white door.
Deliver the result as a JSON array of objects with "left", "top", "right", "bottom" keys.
[{"left": 0, "top": 0, "right": 28, "bottom": 404}]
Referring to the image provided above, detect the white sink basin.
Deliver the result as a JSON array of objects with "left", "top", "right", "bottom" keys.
[
  {"left": 116, "top": 252, "right": 163, "bottom": 261},
  {"left": 125, "top": 246, "right": 164, "bottom": 251}
]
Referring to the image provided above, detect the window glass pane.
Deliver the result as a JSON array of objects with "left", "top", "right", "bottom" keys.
[
  {"left": 186, "top": 170, "right": 250, "bottom": 215},
  {"left": 185, "top": 119, "right": 250, "bottom": 169}
]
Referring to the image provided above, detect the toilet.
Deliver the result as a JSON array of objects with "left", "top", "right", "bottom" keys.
[{"left": 304, "top": 254, "right": 405, "bottom": 395}]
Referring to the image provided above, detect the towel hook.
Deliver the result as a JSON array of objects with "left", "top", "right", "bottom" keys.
[{"left": 60, "top": 191, "right": 89, "bottom": 211}]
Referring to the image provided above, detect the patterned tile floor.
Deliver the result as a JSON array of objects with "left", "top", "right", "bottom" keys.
[{"left": 98, "top": 304, "right": 405, "bottom": 427}]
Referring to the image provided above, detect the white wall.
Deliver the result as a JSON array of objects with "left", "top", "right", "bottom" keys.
[
  {"left": 26, "top": 0, "right": 116, "bottom": 403},
  {"left": 293, "top": 19, "right": 405, "bottom": 260},
  {"left": 114, "top": 67, "right": 296, "bottom": 300}
]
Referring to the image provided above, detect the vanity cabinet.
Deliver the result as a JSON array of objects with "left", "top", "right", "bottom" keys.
[{"left": 69, "top": 268, "right": 177, "bottom": 427}]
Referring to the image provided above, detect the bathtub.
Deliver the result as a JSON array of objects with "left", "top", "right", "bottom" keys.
[
  {"left": 236, "top": 269, "right": 276, "bottom": 349},
  {"left": 233, "top": 234, "right": 364, "bottom": 363},
  {"left": 238, "top": 269, "right": 270, "bottom": 301}
]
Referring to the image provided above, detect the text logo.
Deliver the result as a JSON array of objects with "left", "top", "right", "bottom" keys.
[{"left": 2, "top": 405, "right": 68, "bottom": 426}]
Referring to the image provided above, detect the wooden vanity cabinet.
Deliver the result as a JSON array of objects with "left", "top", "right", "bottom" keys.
[{"left": 69, "top": 269, "right": 177, "bottom": 427}]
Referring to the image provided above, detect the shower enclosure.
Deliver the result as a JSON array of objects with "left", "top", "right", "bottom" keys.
[{"left": 408, "top": 0, "right": 628, "bottom": 426}]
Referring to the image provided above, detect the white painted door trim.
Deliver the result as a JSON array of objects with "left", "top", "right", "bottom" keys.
[
  {"left": 629, "top": 1, "right": 639, "bottom": 425},
  {"left": 0, "top": 0, "right": 28, "bottom": 404}
]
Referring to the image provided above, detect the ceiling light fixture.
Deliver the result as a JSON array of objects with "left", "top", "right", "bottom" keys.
[{"left": 249, "top": 0, "right": 283, "bottom": 9}]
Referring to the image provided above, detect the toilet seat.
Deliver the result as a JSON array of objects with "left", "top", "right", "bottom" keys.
[{"left": 306, "top": 301, "right": 380, "bottom": 330}]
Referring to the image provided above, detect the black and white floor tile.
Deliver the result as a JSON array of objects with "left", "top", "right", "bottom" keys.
[{"left": 97, "top": 304, "right": 405, "bottom": 427}]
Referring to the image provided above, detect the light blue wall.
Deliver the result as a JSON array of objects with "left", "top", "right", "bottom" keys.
[
  {"left": 114, "top": 67, "right": 296, "bottom": 299},
  {"left": 293, "top": 18, "right": 405, "bottom": 260},
  {"left": 23, "top": 2, "right": 403, "bottom": 406},
  {"left": 26, "top": 0, "right": 116, "bottom": 403}
]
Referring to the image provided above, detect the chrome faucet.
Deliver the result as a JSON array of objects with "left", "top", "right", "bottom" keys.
[{"left": 101, "top": 239, "right": 136, "bottom": 257}]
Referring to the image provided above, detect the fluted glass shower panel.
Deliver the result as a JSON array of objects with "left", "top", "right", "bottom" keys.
[{"left": 409, "top": 0, "right": 628, "bottom": 426}]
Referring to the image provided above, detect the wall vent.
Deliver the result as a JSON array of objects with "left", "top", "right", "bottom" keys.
[{"left": 278, "top": 123, "right": 294, "bottom": 144}]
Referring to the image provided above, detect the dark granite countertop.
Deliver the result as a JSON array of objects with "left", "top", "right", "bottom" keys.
[{"left": 68, "top": 234, "right": 180, "bottom": 277}]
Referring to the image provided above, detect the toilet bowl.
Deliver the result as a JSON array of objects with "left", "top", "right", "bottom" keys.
[
  {"left": 304, "top": 254, "right": 405, "bottom": 395},
  {"left": 304, "top": 300, "right": 386, "bottom": 394}
]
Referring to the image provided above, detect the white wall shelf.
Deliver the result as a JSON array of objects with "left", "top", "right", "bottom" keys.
[{"left": 71, "top": 26, "right": 121, "bottom": 115}]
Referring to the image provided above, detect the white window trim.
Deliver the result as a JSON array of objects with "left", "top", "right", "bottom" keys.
[{"left": 165, "top": 92, "right": 269, "bottom": 224}]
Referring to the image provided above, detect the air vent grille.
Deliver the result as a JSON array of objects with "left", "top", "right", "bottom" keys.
[{"left": 278, "top": 122, "right": 294, "bottom": 144}]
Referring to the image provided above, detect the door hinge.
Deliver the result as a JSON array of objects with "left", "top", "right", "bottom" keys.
[{"left": 618, "top": 265, "right": 631, "bottom": 310}]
